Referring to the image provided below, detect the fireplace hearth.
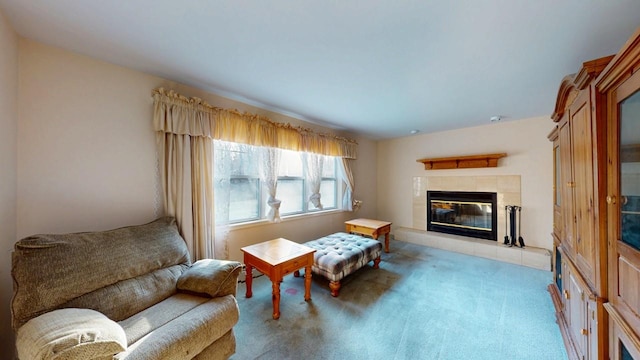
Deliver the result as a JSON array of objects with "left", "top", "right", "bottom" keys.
[{"left": 427, "top": 191, "right": 497, "bottom": 241}]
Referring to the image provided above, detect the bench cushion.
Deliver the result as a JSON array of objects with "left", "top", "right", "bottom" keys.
[{"left": 303, "top": 232, "right": 382, "bottom": 282}]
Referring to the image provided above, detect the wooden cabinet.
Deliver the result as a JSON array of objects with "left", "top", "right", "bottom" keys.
[
  {"left": 548, "top": 55, "right": 613, "bottom": 360},
  {"left": 550, "top": 26, "right": 640, "bottom": 360},
  {"left": 596, "top": 27, "right": 640, "bottom": 360}
]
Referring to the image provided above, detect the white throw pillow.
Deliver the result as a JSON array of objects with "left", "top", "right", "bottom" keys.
[{"left": 16, "top": 308, "right": 127, "bottom": 360}]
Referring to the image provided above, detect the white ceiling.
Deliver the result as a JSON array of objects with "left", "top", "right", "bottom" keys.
[{"left": 1, "top": 1, "right": 639, "bottom": 139}]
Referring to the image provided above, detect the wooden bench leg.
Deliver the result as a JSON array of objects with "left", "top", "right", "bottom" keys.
[
  {"left": 373, "top": 256, "right": 381, "bottom": 269},
  {"left": 329, "top": 281, "right": 341, "bottom": 297}
]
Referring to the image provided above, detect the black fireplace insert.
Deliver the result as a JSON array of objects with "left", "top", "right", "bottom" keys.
[{"left": 427, "top": 191, "right": 497, "bottom": 241}]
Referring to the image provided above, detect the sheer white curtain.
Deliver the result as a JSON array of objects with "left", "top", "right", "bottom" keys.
[
  {"left": 260, "top": 147, "right": 282, "bottom": 222},
  {"left": 306, "top": 153, "right": 324, "bottom": 210},
  {"left": 213, "top": 141, "right": 231, "bottom": 248}
]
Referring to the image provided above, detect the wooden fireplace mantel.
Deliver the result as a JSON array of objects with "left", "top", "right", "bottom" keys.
[{"left": 416, "top": 153, "right": 507, "bottom": 170}]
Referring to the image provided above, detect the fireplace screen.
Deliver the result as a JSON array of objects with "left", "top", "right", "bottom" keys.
[{"left": 427, "top": 191, "right": 497, "bottom": 240}]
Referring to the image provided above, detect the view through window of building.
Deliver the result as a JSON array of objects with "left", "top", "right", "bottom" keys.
[{"left": 214, "top": 141, "right": 339, "bottom": 224}]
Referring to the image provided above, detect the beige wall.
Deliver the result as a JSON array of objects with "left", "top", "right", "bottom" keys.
[
  {"left": 16, "top": 39, "right": 377, "bottom": 263},
  {"left": 377, "top": 117, "right": 554, "bottom": 250},
  {"left": 17, "top": 40, "right": 160, "bottom": 236},
  {"left": 0, "top": 8, "right": 18, "bottom": 355}
]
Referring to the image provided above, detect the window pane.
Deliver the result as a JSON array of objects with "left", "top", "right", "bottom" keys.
[
  {"left": 621, "top": 341, "right": 633, "bottom": 360},
  {"left": 322, "top": 156, "right": 336, "bottom": 177},
  {"left": 279, "top": 150, "right": 303, "bottom": 177},
  {"left": 620, "top": 89, "right": 640, "bottom": 251},
  {"left": 276, "top": 178, "right": 304, "bottom": 215},
  {"left": 216, "top": 141, "right": 259, "bottom": 177},
  {"left": 320, "top": 179, "right": 336, "bottom": 209},
  {"left": 229, "top": 178, "right": 260, "bottom": 222}
]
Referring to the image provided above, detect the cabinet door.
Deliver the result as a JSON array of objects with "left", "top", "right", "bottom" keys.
[
  {"left": 562, "top": 258, "right": 570, "bottom": 309},
  {"left": 568, "top": 271, "right": 587, "bottom": 359},
  {"left": 570, "top": 89, "right": 598, "bottom": 284},
  {"left": 607, "top": 69, "right": 640, "bottom": 340},
  {"left": 554, "top": 138, "right": 564, "bottom": 241},
  {"left": 559, "top": 119, "right": 576, "bottom": 256}
]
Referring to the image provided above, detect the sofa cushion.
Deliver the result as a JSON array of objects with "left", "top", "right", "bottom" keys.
[
  {"left": 62, "top": 264, "right": 189, "bottom": 322},
  {"left": 115, "top": 295, "right": 239, "bottom": 360},
  {"left": 16, "top": 308, "right": 127, "bottom": 360},
  {"left": 118, "top": 293, "right": 209, "bottom": 345},
  {"left": 177, "top": 259, "right": 243, "bottom": 298},
  {"left": 12, "top": 217, "right": 190, "bottom": 330}
]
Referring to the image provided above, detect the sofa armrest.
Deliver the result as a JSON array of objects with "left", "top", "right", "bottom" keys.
[
  {"left": 16, "top": 308, "right": 127, "bottom": 360},
  {"left": 177, "top": 259, "right": 242, "bottom": 298}
]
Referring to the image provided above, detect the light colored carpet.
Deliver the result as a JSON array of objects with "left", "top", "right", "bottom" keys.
[{"left": 231, "top": 240, "right": 567, "bottom": 360}]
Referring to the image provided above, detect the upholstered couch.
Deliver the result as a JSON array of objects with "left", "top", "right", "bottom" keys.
[{"left": 11, "top": 217, "right": 242, "bottom": 360}]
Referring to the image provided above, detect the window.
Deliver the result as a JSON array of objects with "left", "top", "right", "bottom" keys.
[
  {"left": 214, "top": 141, "right": 340, "bottom": 224},
  {"left": 276, "top": 150, "right": 304, "bottom": 215}
]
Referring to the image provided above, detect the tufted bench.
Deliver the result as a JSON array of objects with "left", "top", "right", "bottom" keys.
[{"left": 294, "top": 232, "right": 382, "bottom": 297}]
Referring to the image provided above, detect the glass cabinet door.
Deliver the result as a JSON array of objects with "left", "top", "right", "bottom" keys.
[{"left": 620, "top": 88, "right": 640, "bottom": 251}]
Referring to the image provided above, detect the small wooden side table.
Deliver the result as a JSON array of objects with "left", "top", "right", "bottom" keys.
[
  {"left": 345, "top": 218, "right": 393, "bottom": 253},
  {"left": 241, "top": 238, "right": 316, "bottom": 320}
]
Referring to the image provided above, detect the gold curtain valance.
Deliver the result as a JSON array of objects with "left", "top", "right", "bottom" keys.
[{"left": 152, "top": 88, "right": 358, "bottom": 159}]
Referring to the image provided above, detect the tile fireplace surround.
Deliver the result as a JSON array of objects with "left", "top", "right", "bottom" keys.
[{"left": 394, "top": 175, "right": 551, "bottom": 271}]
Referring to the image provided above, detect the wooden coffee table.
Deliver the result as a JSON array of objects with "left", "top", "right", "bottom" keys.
[
  {"left": 241, "top": 238, "right": 316, "bottom": 320},
  {"left": 345, "top": 218, "right": 393, "bottom": 253}
]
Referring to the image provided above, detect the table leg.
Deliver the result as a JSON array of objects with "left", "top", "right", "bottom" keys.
[
  {"left": 245, "top": 264, "right": 253, "bottom": 298},
  {"left": 384, "top": 232, "right": 390, "bottom": 253},
  {"left": 304, "top": 265, "right": 312, "bottom": 301},
  {"left": 272, "top": 280, "right": 281, "bottom": 320}
]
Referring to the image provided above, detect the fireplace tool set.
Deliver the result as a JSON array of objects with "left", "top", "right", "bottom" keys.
[{"left": 504, "top": 205, "right": 525, "bottom": 248}]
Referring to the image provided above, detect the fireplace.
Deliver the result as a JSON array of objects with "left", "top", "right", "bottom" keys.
[{"left": 427, "top": 191, "right": 497, "bottom": 241}]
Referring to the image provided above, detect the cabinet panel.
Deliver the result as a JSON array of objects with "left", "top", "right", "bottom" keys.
[
  {"left": 568, "top": 274, "right": 586, "bottom": 356},
  {"left": 568, "top": 270, "right": 587, "bottom": 358},
  {"left": 563, "top": 256, "right": 571, "bottom": 309},
  {"left": 587, "top": 298, "right": 598, "bottom": 360},
  {"left": 618, "top": 250, "right": 640, "bottom": 316}
]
